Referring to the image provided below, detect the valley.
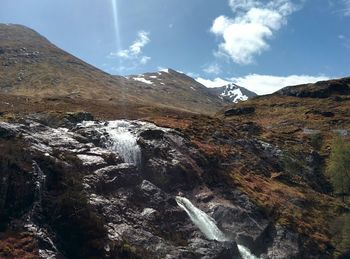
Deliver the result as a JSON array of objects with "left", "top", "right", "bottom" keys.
[{"left": 0, "top": 24, "right": 350, "bottom": 259}]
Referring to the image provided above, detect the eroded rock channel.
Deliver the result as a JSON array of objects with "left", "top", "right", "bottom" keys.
[{"left": 0, "top": 117, "right": 302, "bottom": 258}]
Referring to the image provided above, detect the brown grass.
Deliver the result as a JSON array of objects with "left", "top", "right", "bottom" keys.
[{"left": 0, "top": 232, "right": 39, "bottom": 259}]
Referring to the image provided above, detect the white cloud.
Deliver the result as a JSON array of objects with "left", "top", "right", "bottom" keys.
[
  {"left": 338, "top": 34, "right": 350, "bottom": 49},
  {"left": 187, "top": 72, "right": 200, "bottom": 78},
  {"left": 210, "top": 0, "right": 297, "bottom": 64},
  {"left": 196, "top": 74, "right": 330, "bottom": 95},
  {"left": 229, "top": 0, "right": 259, "bottom": 12},
  {"left": 109, "top": 31, "right": 151, "bottom": 68},
  {"left": 329, "top": 0, "right": 350, "bottom": 16},
  {"left": 116, "top": 31, "right": 150, "bottom": 59},
  {"left": 140, "top": 56, "right": 151, "bottom": 65},
  {"left": 196, "top": 77, "right": 231, "bottom": 88},
  {"left": 203, "top": 64, "right": 222, "bottom": 74},
  {"left": 342, "top": 0, "right": 350, "bottom": 15},
  {"left": 229, "top": 74, "right": 330, "bottom": 95}
]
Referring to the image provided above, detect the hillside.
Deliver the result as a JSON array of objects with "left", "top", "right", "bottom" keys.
[
  {"left": 211, "top": 77, "right": 350, "bottom": 257},
  {"left": 0, "top": 24, "right": 350, "bottom": 259},
  {"left": 0, "top": 24, "right": 126, "bottom": 100},
  {"left": 116, "top": 68, "right": 228, "bottom": 113},
  {"left": 0, "top": 24, "right": 226, "bottom": 114}
]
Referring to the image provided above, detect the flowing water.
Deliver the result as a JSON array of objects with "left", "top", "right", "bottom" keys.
[
  {"left": 175, "top": 196, "right": 227, "bottom": 242},
  {"left": 175, "top": 196, "right": 258, "bottom": 259},
  {"left": 80, "top": 120, "right": 142, "bottom": 166},
  {"left": 103, "top": 121, "right": 141, "bottom": 166}
]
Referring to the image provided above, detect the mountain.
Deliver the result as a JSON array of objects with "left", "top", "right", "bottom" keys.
[
  {"left": 114, "top": 68, "right": 230, "bottom": 113},
  {"left": 0, "top": 24, "right": 126, "bottom": 100},
  {"left": 276, "top": 76, "right": 350, "bottom": 98},
  {"left": 0, "top": 24, "right": 226, "bottom": 115},
  {"left": 206, "top": 83, "right": 257, "bottom": 103},
  {"left": 1, "top": 24, "right": 350, "bottom": 259}
]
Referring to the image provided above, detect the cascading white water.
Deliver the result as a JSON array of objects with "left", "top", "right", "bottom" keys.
[
  {"left": 103, "top": 121, "right": 141, "bottom": 166},
  {"left": 80, "top": 120, "right": 142, "bottom": 166},
  {"left": 175, "top": 196, "right": 258, "bottom": 259},
  {"left": 32, "top": 161, "right": 46, "bottom": 206},
  {"left": 175, "top": 196, "right": 227, "bottom": 242}
]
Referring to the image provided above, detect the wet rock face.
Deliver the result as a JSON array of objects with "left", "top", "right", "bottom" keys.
[
  {"left": 0, "top": 119, "right": 241, "bottom": 258},
  {"left": 138, "top": 128, "right": 204, "bottom": 191},
  {"left": 0, "top": 118, "right": 310, "bottom": 258},
  {"left": 0, "top": 122, "right": 18, "bottom": 139}
]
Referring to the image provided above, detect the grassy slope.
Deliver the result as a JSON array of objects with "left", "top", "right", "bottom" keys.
[
  {"left": 1, "top": 24, "right": 350, "bottom": 257},
  {"left": 1, "top": 78, "right": 350, "bottom": 257},
  {"left": 0, "top": 24, "right": 225, "bottom": 115}
]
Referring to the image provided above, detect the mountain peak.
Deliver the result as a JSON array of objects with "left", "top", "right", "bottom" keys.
[{"left": 198, "top": 79, "right": 257, "bottom": 103}]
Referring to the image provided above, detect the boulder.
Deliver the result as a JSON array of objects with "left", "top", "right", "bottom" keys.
[
  {"left": 64, "top": 111, "right": 94, "bottom": 124},
  {"left": 139, "top": 129, "right": 165, "bottom": 140},
  {"left": 0, "top": 122, "right": 18, "bottom": 139},
  {"left": 305, "top": 110, "right": 335, "bottom": 117},
  {"left": 91, "top": 164, "right": 141, "bottom": 193},
  {"left": 224, "top": 107, "right": 255, "bottom": 116}
]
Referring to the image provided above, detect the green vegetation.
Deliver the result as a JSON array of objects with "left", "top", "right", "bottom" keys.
[
  {"left": 281, "top": 147, "right": 307, "bottom": 177},
  {"left": 331, "top": 213, "right": 350, "bottom": 258},
  {"left": 327, "top": 135, "right": 350, "bottom": 202},
  {"left": 310, "top": 133, "right": 323, "bottom": 151}
]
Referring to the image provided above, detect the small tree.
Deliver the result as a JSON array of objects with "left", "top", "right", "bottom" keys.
[{"left": 327, "top": 135, "right": 350, "bottom": 202}]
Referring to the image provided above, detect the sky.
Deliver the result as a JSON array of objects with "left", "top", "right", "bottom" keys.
[{"left": 0, "top": 0, "right": 350, "bottom": 94}]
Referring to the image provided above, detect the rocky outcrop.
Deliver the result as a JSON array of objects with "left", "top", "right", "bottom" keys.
[
  {"left": 305, "top": 109, "right": 335, "bottom": 117},
  {"left": 277, "top": 77, "right": 350, "bottom": 98},
  {"left": 224, "top": 107, "right": 255, "bottom": 116},
  {"left": 0, "top": 118, "right": 321, "bottom": 258}
]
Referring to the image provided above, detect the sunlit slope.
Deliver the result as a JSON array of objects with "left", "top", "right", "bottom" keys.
[{"left": 0, "top": 24, "right": 226, "bottom": 114}]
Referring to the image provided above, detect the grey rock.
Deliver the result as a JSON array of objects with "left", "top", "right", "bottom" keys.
[{"left": 224, "top": 107, "right": 255, "bottom": 116}]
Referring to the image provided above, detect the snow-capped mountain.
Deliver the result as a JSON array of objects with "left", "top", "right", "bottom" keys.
[
  {"left": 126, "top": 70, "right": 257, "bottom": 106},
  {"left": 114, "top": 68, "right": 229, "bottom": 114},
  {"left": 201, "top": 82, "right": 257, "bottom": 103}
]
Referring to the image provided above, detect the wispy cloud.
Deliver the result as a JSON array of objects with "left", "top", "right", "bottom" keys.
[
  {"left": 109, "top": 31, "right": 151, "bottom": 71},
  {"left": 196, "top": 74, "right": 330, "bottom": 95},
  {"left": 329, "top": 0, "right": 350, "bottom": 16},
  {"left": 196, "top": 77, "right": 231, "bottom": 88},
  {"left": 341, "top": 0, "right": 350, "bottom": 16},
  {"left": 203, "top": 63, "right": 222, "bottom": 74},
  {"left": 338, "top": 34, "right": 350, "bottom": 49},
  {"left": 210, "top": 0, "right": 298, "bottom": 65}
]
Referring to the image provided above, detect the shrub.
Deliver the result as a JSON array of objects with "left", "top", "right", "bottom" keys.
[
  {"left": 327, "top": 135, "right": 350, "bottom": 202},
  {"left": 281, "top": 148, "right": 307, "bottom": 176},
  {"left": 310, "top": 133, "right": 323, "bottom": 151}
]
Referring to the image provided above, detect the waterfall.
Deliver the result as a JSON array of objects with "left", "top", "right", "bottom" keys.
[
  {"left": 175, "top": 196, "right": 258, "bottom": 259},
  {"left": 104, "top": 121, "right": 141, "bottom": 166},
  {"left": 175, "top": 196, "right": 227, "bottom": 242},
  {"left": 81, "top": 120, "right": 142, "bottom": 166},
  {"left": 32, "top": 161, "right": 46, "bottom": 206}
]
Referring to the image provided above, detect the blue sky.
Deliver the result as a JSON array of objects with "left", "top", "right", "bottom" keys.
[{"left": 0, "top": 0, "right": 350, "bottom": 94}]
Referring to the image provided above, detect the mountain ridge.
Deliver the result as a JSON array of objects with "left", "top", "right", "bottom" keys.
[
  {"left": 0, "top": 24, "right": 227, "bottom": 114},
  {"left": 206, "top": 82, "right": 257, "bottom": 103}
]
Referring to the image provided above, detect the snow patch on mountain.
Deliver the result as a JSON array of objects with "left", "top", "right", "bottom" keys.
[
  {"left": 160, "top": 68, "right": 170, "bottom": 73},
  {"left": 133, "top": 77, "right": 153, "bottom": 85},
  {"left": 220, "top": 83, "right": 249, "bottom": 103},
  {"left": 196, "top": 78, "right": 257, "bottom": 103}
]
